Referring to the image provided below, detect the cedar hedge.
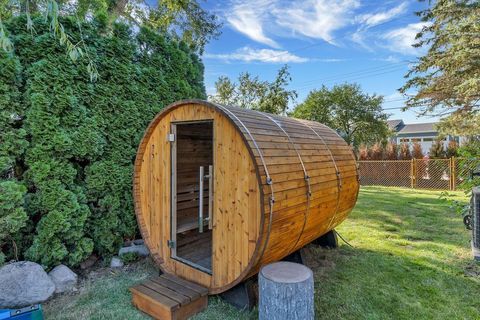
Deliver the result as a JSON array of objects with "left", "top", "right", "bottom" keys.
[{"left": 0, "top": 15, "right": 205, "bottom": 268}]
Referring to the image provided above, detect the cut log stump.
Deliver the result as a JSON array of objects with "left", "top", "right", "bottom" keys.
[
  {"left": 259, "top": 261, "right": 314, "bottom": 320},
  {"left": 130, "top": 274, "right": 208, "bottom": 320}
]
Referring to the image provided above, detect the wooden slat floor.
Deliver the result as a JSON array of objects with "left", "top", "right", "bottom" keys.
[
  {"left": 130, "top": 274, "right": 208, "bottom": 320},
  {"left": 177, "top": 231, "right": 212, "bottom": 270}
]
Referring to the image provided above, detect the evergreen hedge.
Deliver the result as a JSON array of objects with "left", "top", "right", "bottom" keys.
[{"left": 0, "top": 15, "right": 205, "bottom": 268}]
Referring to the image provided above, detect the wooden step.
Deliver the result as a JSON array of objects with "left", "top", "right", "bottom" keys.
[{"left": 130, "top": 274, "right": 208, "bottom": 320}]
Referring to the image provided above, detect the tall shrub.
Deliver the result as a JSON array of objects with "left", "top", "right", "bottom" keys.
[
  {"left": 429, "top": 139, "right": 446, "bottom": 159},
  {"left": 0, "top": 16, "right": 205, "bottom": 268},
  {"left": 384, "top": 142, "right": 398, "bottom": 160},
  {"left": 446, "top": 140, "right": 458, "bottom": 158},
  {"left": 0, "top": 51, "right": 28, "bottom": 265},
  {"left": 368, "top": 143, "right": 384, "bottom": 160},
  {"left": 358, "top": 145, "right": 368, "bottom": 160},
  {"left": 399, "top": 143, "right": 412, "bottom": 160},
  {"left": 412, "top": 142, "right": 424, "bottom": 159}
]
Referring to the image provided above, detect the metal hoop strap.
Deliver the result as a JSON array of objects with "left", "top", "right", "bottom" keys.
[
  {"left": 256, "top": 111, "right": 312, "bottom": 255},
  {"left": 214, "top": 104, "right": 275, "bottom": 262},
  {"left": 298, "top": 120, "right": 343, "bottom": 230}
]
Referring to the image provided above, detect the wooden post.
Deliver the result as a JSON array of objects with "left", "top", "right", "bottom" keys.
[
  {"left": 259, "top": 262, "right": 314, "bottom": 320},
  {"left": 411, "top": 159, "right": 415, "bottom": 189},
  {"left": 451, "top": 157, "right": 456, "bottom": 191}
]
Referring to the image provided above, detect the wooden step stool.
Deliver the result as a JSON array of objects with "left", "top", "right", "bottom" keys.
[{"left": 130, "top": 273, "right": 208, "bottom": 320}]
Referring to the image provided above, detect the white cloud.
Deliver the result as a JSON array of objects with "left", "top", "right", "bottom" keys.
[
  {"left": 314, "top": 58, "right": 346, "bottom": 62},
  {"left": 226, "top": 1, "right": 279, "bottom": 48},
  {"left": 382, "top": 22, "right": 429, "bottom": 55},
  {"left": 225, "top": 0, "right": 360, "bottom": 47},
  {"left": 352, "top": 2, "right": 408, "bottom": 49},
  {"left": 356, "top": 2, "right": 408, "bottom": 28},
  {"left": 376, "top": 55, "right": 401, "bottom": 63},
  {"left": 351, "top": 30, "right": 371, "bottom": 50},
  {"left": 204, "top": 47, "right": 309, "bottom": 63},
  {"left": 273, "top": 0, "right": 360, "bottom": 44}
]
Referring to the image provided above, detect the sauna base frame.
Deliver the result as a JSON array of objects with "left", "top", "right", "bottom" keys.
[{"left": 311, "top": 229, "right": 339, "bottom": 248}]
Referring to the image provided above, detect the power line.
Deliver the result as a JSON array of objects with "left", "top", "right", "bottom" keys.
[
  {"left": 294, "top": 61, "right": 409, "bottom": 86},
  {"left": 294, "top": 66, "right": 408, "bottom": 91},
  {"left": 383, "top": 98, "right": 407, "bottom": 103},
  {"left": 383, "top": 106, "right": 405, "bottom": 110}
]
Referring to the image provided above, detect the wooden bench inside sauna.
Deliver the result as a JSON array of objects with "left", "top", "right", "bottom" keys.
[{"left": 132, "top": 99, "right": 359, "bottom": 319}]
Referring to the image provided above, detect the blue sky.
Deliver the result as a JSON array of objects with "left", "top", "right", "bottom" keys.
[{"left": 196, "top": 0, "right": 436, "bottom": 124}]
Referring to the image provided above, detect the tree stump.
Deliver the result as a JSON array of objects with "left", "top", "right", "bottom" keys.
[{"left": 259, "top": 261, "right": 314, "bottom": 320}]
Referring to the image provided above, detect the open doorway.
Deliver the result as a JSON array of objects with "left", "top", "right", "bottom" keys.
[{"left": 170, "top": 121, "right": 213, "bottom": 273}]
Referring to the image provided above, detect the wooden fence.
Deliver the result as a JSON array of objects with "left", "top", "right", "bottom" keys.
[{"left": 358, "top": 158, "right": 480, "bottom": 190}]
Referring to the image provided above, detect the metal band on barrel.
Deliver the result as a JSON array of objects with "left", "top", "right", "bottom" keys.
[
  {"left": 256, "top": 111, "right": 312, "bottom": 256},
  {"left": 298, "top": 120, "right": 343, "bottom": 230}
]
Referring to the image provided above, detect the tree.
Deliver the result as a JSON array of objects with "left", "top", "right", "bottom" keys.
[
  {"left": 288, "top": 87, "right": 333, "bottom": 127},
  {"left": 446, "top": 140, "right": 458, "bottom": 158},
  {"left": 0, "top": 16, "right": 205, "bottom": 268},
  {"left": 429, "top": 139, "right": 446, "bottom": 158},
  {"left": 399, "top": 143, "right": 412, "bottom": 160},
  {"left": 358, "top": 145, "right": 368, "bottom": 160},
  {"left": 0, "top": 0, "right": 220, "bottom": 68},
  {"left": 384, "top": 142, "right": 398, "bottom": 160},
  {"left": 412, "top": 142, "right": 424, "bottom": 159},
  {"left": 210, "top": 65, "right": 297, "bottom": 115},
  {"left": 368, "top": 143, "right": 384, "bottom": 160},
  {"left": 291, "top": 83, "right": 390, "bottom": 149},
  {"left": 400, "top": 0, "right": 480, "bottom": 137}
]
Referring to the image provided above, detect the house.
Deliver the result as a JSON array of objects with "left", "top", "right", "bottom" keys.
[{"left": 387, "top": 119, "right": 462, "bottom": 154}]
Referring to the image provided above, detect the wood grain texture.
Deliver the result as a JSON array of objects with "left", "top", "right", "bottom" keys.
[
  {"left": 130, "top": 275, "right": 208, "bottom": 320},
  {"left": 133, "top": 100, "right": 359, "bottom": 294}
]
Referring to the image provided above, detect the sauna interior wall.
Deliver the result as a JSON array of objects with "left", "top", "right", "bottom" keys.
[
  {"left": 134, "top": 104, "right": 262, "bottom": 293},
  {"left": 175, "top": 122, "right": 213, "bottom": 270}
]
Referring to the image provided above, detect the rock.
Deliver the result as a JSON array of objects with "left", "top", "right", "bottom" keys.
[
  {"left": 48, "top": 265, "right": 78, "bottom": 293},
  {"left": 80, "top": 254, "right": 98, "bottom": 269},
  {"left": 119, "top": 241, "right": 149, "bottom": 257},
  {"left": 110, "top": 256, "right": 124, "bottom": 268},
  {"left": 0, "top": 261, "right": 55, "bottom": 308}
]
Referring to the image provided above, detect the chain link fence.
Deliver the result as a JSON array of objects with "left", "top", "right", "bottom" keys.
[{"left": 358, "top": 158, "right": 480, "bottom": 190}]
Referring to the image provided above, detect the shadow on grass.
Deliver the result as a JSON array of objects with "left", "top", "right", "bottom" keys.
[{"left": 309, "top": 245, "right": 480, "bottom": 320}]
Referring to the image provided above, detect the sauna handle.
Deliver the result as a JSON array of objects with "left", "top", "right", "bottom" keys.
[
  {"left": 199, "top": 166, "right": 204, "bottom": 233},
  {"left": 207, "top": 165, "right": 213, "bottom": 230}
]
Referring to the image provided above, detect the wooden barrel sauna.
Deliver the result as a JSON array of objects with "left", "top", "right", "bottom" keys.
[{"left": 134, "top": 99, "right": 359, "bottom": 294}]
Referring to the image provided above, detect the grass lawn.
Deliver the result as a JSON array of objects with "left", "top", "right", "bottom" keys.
[{"left": 44, "top": 186, "right": 480, "bottom": 319}]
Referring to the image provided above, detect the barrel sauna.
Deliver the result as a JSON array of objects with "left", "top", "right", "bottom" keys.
[{"left": 134, "top": 99, "right": 359, "bottom": 294}]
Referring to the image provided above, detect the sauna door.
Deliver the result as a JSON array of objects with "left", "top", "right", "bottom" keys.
[{"left": 170, "top": 120, "right": 213, "bottom": 274}]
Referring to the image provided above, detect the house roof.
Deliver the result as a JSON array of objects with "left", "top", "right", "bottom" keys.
[
  {"left": 398, "top": 122, "right": 437, "bottom": 134},
  {"left": 387, "top": 119, "right": 404, "bottom": 131}
]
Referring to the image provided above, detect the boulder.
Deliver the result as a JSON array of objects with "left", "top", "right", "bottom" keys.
[
  {"left": 110, "top": 256, "right": 124, "bottom": 268},
  {"left": 119, "top": 241, "right": 149, "bottom": 257},
  {"left": 0, "top": 261, "right": 55, "bottom": 308},
  {"left": 48, "top": 265, "right": 78, "bottom": 293}
]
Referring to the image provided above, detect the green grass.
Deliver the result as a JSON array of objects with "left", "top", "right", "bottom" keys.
[{"left": 44, "top": 186, "right": 480, "bottom": 319}]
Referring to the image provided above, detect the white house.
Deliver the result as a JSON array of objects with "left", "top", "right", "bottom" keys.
[{"left": 387, "top": 119, "right": 462, "bottom": 154}]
